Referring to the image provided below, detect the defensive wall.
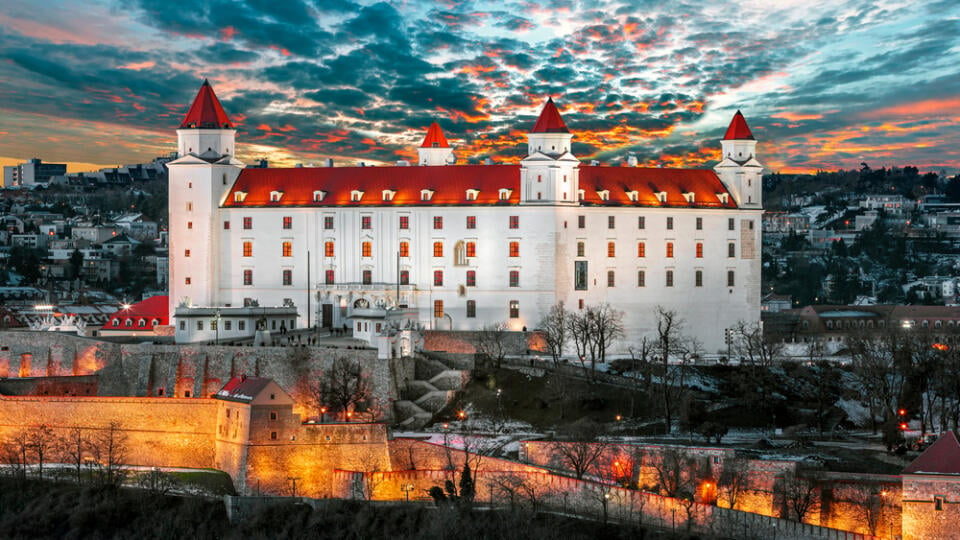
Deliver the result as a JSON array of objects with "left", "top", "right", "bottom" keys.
[
  {"left": 0, "top": 394, "right": 219, "bottom": 468},
  {"left": 522, "top": 440, "right": 900, "bottom": 537},
  {"left": 332, "top": 467, "right": 878, "bottom": 540},
  {"left": 0, "top": 331, "right": 415, "bottom": 423},
  {"left": 901, "top": 474, "right": 960, "bottom": 540}
]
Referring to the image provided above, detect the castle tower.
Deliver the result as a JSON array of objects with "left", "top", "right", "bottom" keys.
[
  {"left": 417, "top": 122, "right": 455, "bottom": 166},
  {"left": 520, "top": 98, "right": 580, "bottom": 204},
  {"left": 714, "top": 110, "right": 762, "bottom": 208},
  {"left": 167, "top": 80, "right": 244, "bottom": 321}
]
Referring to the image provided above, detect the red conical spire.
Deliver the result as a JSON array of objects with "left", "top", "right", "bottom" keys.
[
  {"left": 420, "top": 122, "right": 450, "bottom": 148},
  {"left": 180, "top": 79, "right": 233, "bottom": 129},
  {"left": 530, "top": 97, "right": 570, "bottom": 133},
  {"left": 723, "top": 110, "right": 754, "bottom": 140}
]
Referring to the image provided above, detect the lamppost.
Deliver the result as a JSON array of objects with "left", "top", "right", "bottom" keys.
[
  {"left": 320, "top": 406, "right": 327, "bottom": 423},
  {"left": 213, "top": 308, "right": 221, "bottom": 345}
]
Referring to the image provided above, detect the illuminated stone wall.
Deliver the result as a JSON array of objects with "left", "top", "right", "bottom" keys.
[
  {"left": 902, "top": 474, "right": 960, "bottom": 540},
  {"left": 0, "top": 394, "right": 218, "bottom": 468},
  {"left": 0, "top": 332, "right": 117, "bottom": 378},
  {"left": 818, "top": 476, "right": 901, "bottom": 538}
]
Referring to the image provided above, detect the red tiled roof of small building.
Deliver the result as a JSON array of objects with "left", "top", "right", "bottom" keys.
[
  {"left": 723, "top": 110, "right": 754, "bottom": 140},
  {"left": 420, "top": 122, "right": 450, "bottom": 148},
  {"left": 530, "top": 97, "right": 570, "bottom": 133},
  {"left": 904, "top": 431, "right": 960, "bottom": 475},
  {"left": 216, "top": 375, "right": 273, "bottom": 403},
  {"left": 222, "top": 164, "right": 737, "bottom": 209},
  {"left": 180, "top": 79, "right": 233, "bottom": 129},
  {"left": 101, "top": 295, "right": 169, "bottom": 331}
]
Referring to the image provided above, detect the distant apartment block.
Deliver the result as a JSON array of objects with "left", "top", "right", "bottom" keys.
[
  {"left": 2, "top": 158, "right": 67, "bottom": 187},
  {"left": 859, "top": 193, "right": 913, "bottom": 213}
]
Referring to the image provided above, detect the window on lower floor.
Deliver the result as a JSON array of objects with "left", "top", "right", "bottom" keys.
[
  {"left": 282, "top": 269, "right": 292, "bottom": 286},
  {"left": 695, "top": 270, "right": 703, "bottom": 287},
  {"left": 225, "top": 320, "right": 232, "bottom": 331},
  {"left": 509, "top": 300, "right": 519, "bottom": 318},
  {"left": 197, "top": 321, "right": 204, "bottom": 331},
  {"left": 185, "top": 277, "right": 191, "bottom": 284},
  {"left": 466, "top": 300, "right": 476, "bottom": 318},
  {"left": 577, "top": 241, "right": 585, "bottom": 257},
  {"left": 575, "top": 261, "right": 588, "bottom": 290},
  {"left": 243, "top": 269, "right": 253, "bottom": 285},
  {"left": 179, "top": 321, "right": 185, "bottom": 330},
  {"left": 400, "top": 270, "right": 409, "bottom": 285},
  {"left": 637, "top": 270, "right": 645, "bottom": 287},
  {"left": 434, "top": 300, "right": 444, "bottom": 318},
  {"left": 607, "top": 270, "right": 615, "bottom": 287},
  {"left": 666, "top": 270, "right": 674, "bottom": 287},
  {"left": 434, "top": 270, "right": 443, "bottom": 287},
  {"left": 727, "top": 270, "right": 735, "bottom": 287},
  {"left": 362, "top": 270, "right": 372, "bottom": 285},
  {"left": 239, "top": 320, "right": 246, "bottom": 331},
  {"left": 466, "top": 270, "right": 476, "bottom": 287},
  {"left": 325, "top": 270, "right": 335, "bottom": 284},
  {"left": 509, "top": 270, "right": 519, "bottom": 287}
]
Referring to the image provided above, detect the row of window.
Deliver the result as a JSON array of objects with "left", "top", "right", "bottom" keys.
[
  {"left": 433, "top": 300, "right": 520, "bottom": 319},
  {"left": 222, "top": 238, "right": 735, "bottom": 260},
  {"left": 582, "top": 241, "right": 736, "bottom": 258},
  {"left": 218, "top": 215, "right": 746, "bottom": 233},
  {"left": 196, "top": 267, "right": 736, "bottom": 289}
]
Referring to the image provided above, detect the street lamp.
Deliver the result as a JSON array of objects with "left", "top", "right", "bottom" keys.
[{"left": 320, "top": 406, "right": 327, "bottom": 423}]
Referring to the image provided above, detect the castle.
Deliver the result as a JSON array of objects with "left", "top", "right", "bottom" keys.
[{"left": 167, "top": 81, "right": 763, "bottom": 350}]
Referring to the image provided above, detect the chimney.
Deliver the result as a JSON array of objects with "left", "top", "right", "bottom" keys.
[
  {"left": 627, "top": 155, "right": 638, "bottom": 167},
  {"left": 324, "top": 158, "right": 334, "bottom": 167}
]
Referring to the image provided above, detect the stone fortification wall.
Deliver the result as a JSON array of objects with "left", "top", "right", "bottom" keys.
[
  {"left": 388, "top": 438, "right": 546, "bottom": 474},
  {"left": 241, "top": 423, "right": 392, "bottom": 498},
  {"left": 0, "top": 394, "right": 218, "bottom": 468},
  {"left": 422, "top": 330, "right": 539, "bottom": 355},
  {"left": 902, "top": 475, "right": 960, "bottom": 540},
  {"left": 332, "top": 467, "right": 877, "bottom": 540},
  {"left": 0, "top": 331, "right": 119, "bottom": 378},
  {"left": 818, "top": 474, "right": 901, "bottom": 538},
  {"left": 0, "top": 375, "right": 98, "bottom": 396}
]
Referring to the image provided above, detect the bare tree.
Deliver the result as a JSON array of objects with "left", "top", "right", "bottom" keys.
[
  {"left": 0, "top": 431, "right": 29, "bottom": 481},
  {"left": 548, "top": 423, "right": 608, "bottom": 480},
  {"left": 91, "top": 421, "right": 128, "bottom": 487},
  {"left": 732, "top": 320, "right": 783, "bottom": 367},
  {"left": 566, "top": 303, "right": 624, "bottom": 382},
  {"left": 58, "top": 427, "right": 90, "bottom": 484},
  {"left": 847, "top": 329, "right": 909, "bottom": 434},
  {"left": 26, "top": 424, "right": 55, "bottom": 481},
  {"left": 718, "top": 457, "right": 751, "bottom": 510},
  {"left": 138, "top": 467, "right": 178, "bottom": 496},
  {"left": 475, "top": 322, "right": 509, "bottom": 369},
  {"left": 322, "top": 357, "right": 372, "bottom": 419},
  {"left": 849, "top": 485, "right": 885, "bottom": 536},
  {"left": 539, "top": 302, "right": 569, "bottom": 369},
  {"left": 778, "top": 471, "right": 820, "bottom": 522},
  {"left": 653, "top": 307, "right": 692, "bottom": 433}
]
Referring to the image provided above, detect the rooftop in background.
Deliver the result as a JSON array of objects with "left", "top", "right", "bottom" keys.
[
  {"left": 723, "top": 110, "right": 755, "bottom": 140},
  {"left": 904, "top": 431, "right": 960, "bottom": 475}
]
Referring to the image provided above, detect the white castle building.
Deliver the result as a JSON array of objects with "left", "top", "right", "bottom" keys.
[{"left": 168, "top": 81, "right": 763, "bottom": 351}]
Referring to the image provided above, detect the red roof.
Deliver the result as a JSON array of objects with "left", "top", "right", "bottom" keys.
[
  {"left": 101, "top": 295, "right": 169, "bottom": 331},
  {"left": 420, "top": 122, "right": 450, "bottom": 148},
  {"left": 723, "top": 110, "right": 754, "bottom": 140},
  {"left": 904, "top": 431, "right": 960, "bottom": 475},
  {"left": 223, "top": 164, "right": 737, "bottom": 209},
  {"left": 530, "top": 97, "right": 570, "bottom": 133},
  {"left": 180, "top": 79, "right": 233, "bottom": 129},
  {"left": 216, "top": 375, "right": 273, "bottom": 402}
]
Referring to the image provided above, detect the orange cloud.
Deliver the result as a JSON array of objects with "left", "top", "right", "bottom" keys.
[
  {"left": 771, "top": 112, "right": 822, "bottom": 121},
  {"left": 119, "top": 61, "right": 156, "bottom": 71},
  {"left": 866, "top": 97, "right": 960, "bottom": 118}
]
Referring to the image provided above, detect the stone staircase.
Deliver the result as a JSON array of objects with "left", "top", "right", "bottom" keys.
[{"left": 393, "top": 353, "right": 470, "bottom": 430}]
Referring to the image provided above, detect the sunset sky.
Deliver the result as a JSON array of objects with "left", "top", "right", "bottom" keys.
[{"left": 0, "top": 0, "right": 958, "bottom": 174}]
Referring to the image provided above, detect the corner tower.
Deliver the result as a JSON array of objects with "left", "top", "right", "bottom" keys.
[
  {"left": 417, "top": 122, "right": 455, "bottom": 166},
  {"left": 520, "top": 98, "right": 580, "bottom": 204},
  {"left": 714, "top": 110, "right": 762, "bottom": 208},
  {"left": 167, "top": 80, "right": 243, "bottom": 322}
]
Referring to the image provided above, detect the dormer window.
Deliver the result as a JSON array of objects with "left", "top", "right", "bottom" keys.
[
  {"left": 269, "top": 191, "right": 283, "bottom": 202},
  {"left": 420, "top": 189, "right": 435, "bottom": 202},
  {"left": 577, "top": 189, "right": 585, "bottom": 201},
  {"left": 717, "top": 193, "right": 730, "bottom": 204},
  {"left": 234, "top": 191, "right": 247, "bottom": 203},
  {"left": 683, "top": 192, "right": 695, "bottom": 204},
  {"left": 498, "top": 188, "right": 512, "bottom": 201},
  {"left": 597, "top": 190, "right": 610, "bottom": 201},
  {"left": 465, "top": 189, "right": 480, "bottom": 201},
  {"left": 655, "top": 191, "right": 667, "bottom": 203},
  {"left": 313, "top": 190, "right": 327, "bottom": 202},
  {"left": 350, "top": 190, "right": 364, "bottom": 202},
  {"left": 382, "top": 189, "right": 396, "bottom": 202},
  {"left": 626, "top": 190, "right": 639, "bottom": 202}
]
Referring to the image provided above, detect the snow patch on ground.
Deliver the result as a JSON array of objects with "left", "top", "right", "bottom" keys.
[{"left": 837, "top": 398, "right": 873, "bottom": 427}]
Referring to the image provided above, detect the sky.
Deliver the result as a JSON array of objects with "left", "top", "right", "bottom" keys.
[{"left": 0, "top": 0, "right": 958, "bottom": 174}]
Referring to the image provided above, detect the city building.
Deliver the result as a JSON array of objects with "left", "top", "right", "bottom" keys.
[
  {"left": 168, "top": 81, "right": 763, "bottom": 351},
  {"left": 2, "top": 158, "right": 67, "bottom": 187}
]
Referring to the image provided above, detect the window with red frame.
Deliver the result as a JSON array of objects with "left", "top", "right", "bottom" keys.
[
  {"left": 243, "top": 269, "right": 253, "bottom": 285},
  {"left": 325, "top": 241, "right": 334, "bottom": 257},
  {"left": 466, "top": 270, "right": 476, "bottom": 287},
  {"left": 509, "top": 270, "right": 519, "bottom": 287},
  {"left": 433, "top": 216, "right": 443, "bottom": 229},
  {"left": 509, "top": 216, "right": 519, "bottom": 229},
  {"left": 399, "top": 241, "right": 409, "bottom": 257},
  {"left": 400, "top": 270, "right": 409, "bottom": 285},
  {"left": 509, "top": 241, "right": 519, "bottom": 257},
  {"left": 362, "top": 241, "right": 372, "bottom": 257},
  {"left": 282, "top": 269, "right": 292, "bottom": 286},
  {"left": 243, "top": 217, "right": 252, "bottom": 229},
  {"left": 282, "top": 216, "right": 292, "bottom": 229},
  {"left": 325, "top": 270, "right": 335, "bottom": 284},
  {"left": 434, "top": 270, "right": 443, "bottom": 286},
  {"left": 466, "top": 215, "right": 476, "bottom": 229},
  {"left": 466, "top": 241, "right": 476, "bottom": 257},
  {"left": 399, "top": 215, "right": 409, "bottom": 229},
  {"left": 433, "top": 241, "right": 443, "bottom": 257}
]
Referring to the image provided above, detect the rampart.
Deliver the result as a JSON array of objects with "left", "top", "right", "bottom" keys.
[{"left": 0, "top": 394, "right": 219, "bottom": 468}]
